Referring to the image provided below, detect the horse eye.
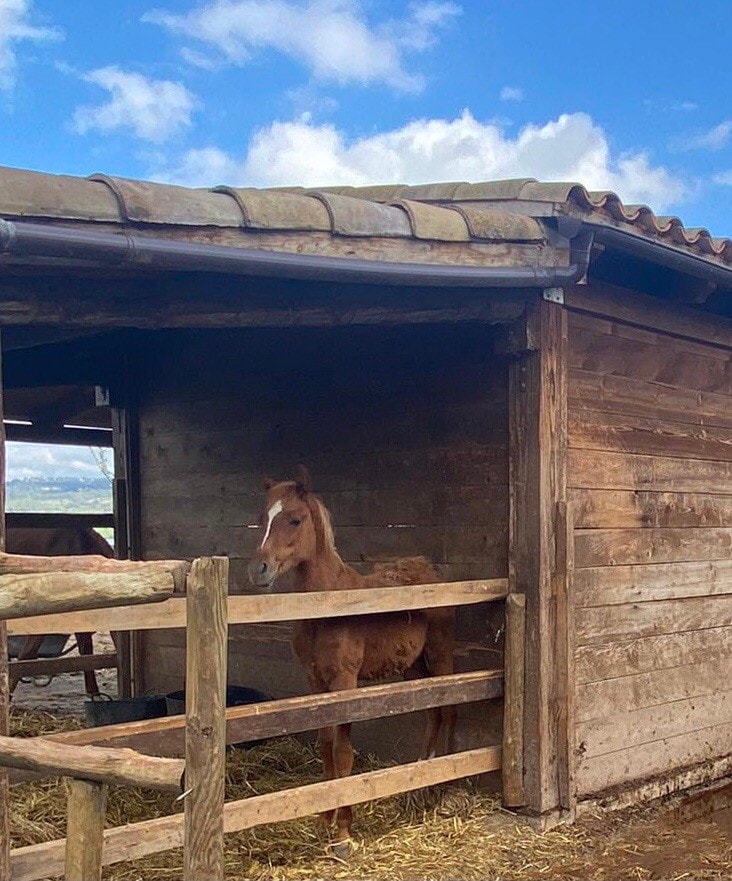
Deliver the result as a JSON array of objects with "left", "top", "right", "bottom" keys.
[{"left": 290, "top": 518, "right": 302, "bottom": 527}]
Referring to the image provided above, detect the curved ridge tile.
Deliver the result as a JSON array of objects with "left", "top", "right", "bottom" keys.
[
  {"left": 391, "top": 200, "right": 470, "bottom": 241},
  {"left": 451, "top": 206, "right": 545, "bottom": 242},
  {"left": 213, "top": 187, "right": 330, "bottom": 231},
  {"left": 307, "top": 191, "right": 412, "bottom": 237},
  {"left": 0, "top": 167, "right": 121, "bottom": 221},
  {"left": 88, "top": 174, "right": 242, "bottom": 226}
]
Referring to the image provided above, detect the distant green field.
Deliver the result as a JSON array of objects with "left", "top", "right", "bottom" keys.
[
  {"left": 7, "top": 477, "right": 115, "bottom": 547},
  {"left": 6, "top": 477, "right": 112, "bottom": 513}
]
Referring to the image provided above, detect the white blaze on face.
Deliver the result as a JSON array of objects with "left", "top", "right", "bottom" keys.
[{"left": 260, "top": 499, "right": 283, "bottom": 549}]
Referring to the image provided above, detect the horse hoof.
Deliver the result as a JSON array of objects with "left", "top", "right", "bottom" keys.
[{"left": 329, "top": 838, "right": 356, "bottom": 860}]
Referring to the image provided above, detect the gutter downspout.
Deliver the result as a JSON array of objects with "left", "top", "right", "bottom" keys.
[{"left": 0, "top": 218, "right": 593, "bottom": 289}]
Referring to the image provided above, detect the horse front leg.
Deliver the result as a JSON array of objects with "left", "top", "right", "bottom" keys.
[
  {"left": 405, "top": 656, "right": 441, "bottom": 760},
  {"left": 325, "top": 672, "right": 358, "bottom": 858},
  {"left": 318, "top": 724, "right": 337, "bottom": 826},
  {"left": 76, "top": 632, "right": 100, "bottom": 696},
  {"left": 331, "top": 722, "right": 355, "bottom": 856},
  {"left": 10, "top": 634, "right": 45, "bottom": 694}
]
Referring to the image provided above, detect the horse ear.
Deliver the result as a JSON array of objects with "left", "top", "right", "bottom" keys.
[
  {"left": 295, "top": 464, "right": 313, "bottom": 497},
  {"left": 262, "top": 476, "right": 276, "bottom": 491}
]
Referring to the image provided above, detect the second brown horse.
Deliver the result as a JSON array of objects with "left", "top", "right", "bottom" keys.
[{"left": 248, "top": 469, "right": 455, "bottom": 854}]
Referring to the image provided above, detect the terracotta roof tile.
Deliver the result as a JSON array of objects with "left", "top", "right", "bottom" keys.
[{"left": 0, "top": 166, "right": 729, "bottom": 267}]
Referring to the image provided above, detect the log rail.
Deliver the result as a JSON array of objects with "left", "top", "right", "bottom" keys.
[{"left": 0, "top": 556, "right": 521, "bottom": 881}]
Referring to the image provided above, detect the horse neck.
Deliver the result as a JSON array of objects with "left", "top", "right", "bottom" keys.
[{"left": 293, "top": 497, "right": 360, "bottom": 592}]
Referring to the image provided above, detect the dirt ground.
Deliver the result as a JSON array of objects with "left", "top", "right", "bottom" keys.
[
  {"left": 9, "top": 657, "right": 732, "bottom": 881},
  {"left": 11, "top": 632, "right": 118, "bottom": 716}
]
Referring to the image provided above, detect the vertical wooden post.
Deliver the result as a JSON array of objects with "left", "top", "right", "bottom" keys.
[
  {"left": 183, "top": 556, "right": 228, "bottom": 881},
  {"left": 554, "top": 499, "right": 576, "bottom": 810},
  {"left": 508, "top": 298, "right": 568, "bottom": 815},
  {"left": 64, "top": 778, "right": 107, "bottom": 881},
  {"left": 502, "top": 592, "right": 526, "bottom": 807},
  {"left": 110, "top": 352, "right": 145, "bottom": 698},
  {"left": 0, "top": 329, "right": 9, "bottom": 881}
]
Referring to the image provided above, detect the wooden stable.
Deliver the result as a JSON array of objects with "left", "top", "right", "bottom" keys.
[
  {"left": 0, "top": 166, "right": 729, "bottom": 863},
  {"left": 2, "top": 555, "right": 508, "bottom": 880}
]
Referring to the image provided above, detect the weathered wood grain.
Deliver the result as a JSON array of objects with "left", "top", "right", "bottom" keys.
[
  {"left": 576, "top": 595, "right": 732, "bottom": 645},
  {"left": 576, "top": 721, "right": 732, "bottom": 796},
  {"left": 502, "top": 593, "right": 525, "bottom": 807},
  {"left": 183, "top": 557, "right": 228, "bottom": 881},
  {"left": 565, "top": 282, "right": 732, "bottom": 349},
  {"left": 569, "top": 311, "right": 732, "bottom": 363},
  {"left": 64, "top": 779, "right": 106, "bottom": 881},
  {"left": 9, "top": 652, "right": 118, "bottom": 680},
  {"left": 573, "top": 560, "right": 732, "bottom": 607},
  {"left": 577, "top": 656, "right": 732, "bottom": 721},
  {"left": 571, "top": 489, "right": 732, "bottom": 529},
  {"left": 569, "top": 411, "right": 732, "bottom": 463},
  {"left": 577, "top": 689, "right": 732, "bottom": 758},
  {"left": 0, "top": 553, "right": 189, "bottom": 593},
  {"left": 29, "top": 671, "right": 503, "bottom": 765},
  {"left": 569, "top": 325, "right": 731, "bottom": 394},
  {"left": 0, "top": 570, "right": 174, "bottom": 620},
  {"left": 0, "top": 330, "right": 8, "bottom": 881},
  {"left": 8, "top": 578, "right": 508, "bottom": 635},
  {"left": 569, "top": 368, "right": 732, "bottom": 430},
  {"left": 568, "top": 449, "right": 732, "bottom": 494},
  {"left": 576, "top": 626, "right": 732, "bottom": 684},
  {"left": 10, "top": 746, "right": 502, "bottom": 881},
  {"left": 0, "top": 734, "right": 183, "bottom": 790},
  {"left": 508, "top": 300, "right": 567, "bottom": 814},
  {"left": 575, "top": 527, "right": 732, "bottom": 568}
]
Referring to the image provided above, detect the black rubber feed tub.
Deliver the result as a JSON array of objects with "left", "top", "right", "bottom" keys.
[
  {"left": 166, "top": 685, "right": 271, "bottom": 748},
  {"left": 85, "top": 694, "right": 168, "bottom": 727}
]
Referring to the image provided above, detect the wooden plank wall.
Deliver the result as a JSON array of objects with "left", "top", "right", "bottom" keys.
[
  {"left": 567, "top": 309, "right": 732, "bottom": 797},
  {"left": 135, "top": 325, "right": 509, "bottom": 759}
]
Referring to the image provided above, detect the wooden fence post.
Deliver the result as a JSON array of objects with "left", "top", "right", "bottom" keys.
[
  {"left": 64, "top": 778, "right": 106, "bottom": 881},
  {"left": 183, "top": 556, "right": 229, "bottom": 881},
  {"left": 0, "top": 328, "right": 8, "bottom": 881},
  {"left": 502, "top": 592, "right": 526, "bottom": 807}
]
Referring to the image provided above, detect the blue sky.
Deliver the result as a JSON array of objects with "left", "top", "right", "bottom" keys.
[{"left": 1, "top": 0, "right": 731, "bottom": 234}]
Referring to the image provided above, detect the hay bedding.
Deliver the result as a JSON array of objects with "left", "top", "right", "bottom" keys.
[{"left": 9, "top": 709, "right": 732, "bottom": 881}]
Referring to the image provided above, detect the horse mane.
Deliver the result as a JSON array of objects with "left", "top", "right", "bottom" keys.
[{"left": 308, "top": 494, "right": 339, "bottom": 557}]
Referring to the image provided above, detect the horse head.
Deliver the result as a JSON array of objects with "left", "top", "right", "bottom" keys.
[{"left": 247, "top": 466, "right": 324, "bottom": 589}]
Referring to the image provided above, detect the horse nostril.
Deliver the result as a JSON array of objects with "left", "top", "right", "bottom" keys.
[{"left": 260, "top": 562, "right": 268, "bottom": 575}]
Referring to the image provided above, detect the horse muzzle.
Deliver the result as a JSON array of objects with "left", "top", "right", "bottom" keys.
[{"left": 247, "top": 558, "right": 279, "bottom": 589}]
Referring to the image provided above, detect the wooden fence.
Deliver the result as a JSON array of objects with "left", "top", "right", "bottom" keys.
[{"left": 0, "top": 555, "right": 522, "bottom": 881}]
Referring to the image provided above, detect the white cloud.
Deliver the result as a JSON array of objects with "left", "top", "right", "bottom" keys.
[
  {"left": 672, "top": 120, "right": 731, "bottom": 152},
  {"left": 144, "top": 0, "right": 460, "bottom": 91},
  {"left": 6, "top": 443, "right": 105, "bottom": 481},
  {"left": 713, "top": 170, "right": 732, "bottom": 186},
  {"left": 153, "top": 109, "right": 686, "bottom": 211},
  {"left": 0, "top": 0, "right": 62, "bottom": 90},
  {"left": 499, "top": 85, "right": 523, "bottom": 102},
  {"left": 72, "top": 67, "right": 197, "bottom": 143}
]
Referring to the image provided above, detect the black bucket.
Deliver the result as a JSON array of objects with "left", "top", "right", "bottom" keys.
[
  {"left": 165, "top": 686, "right": 271, "bottom": 747},
  {"left": 84, "top": 694, "right": 168, "bottom": 727}
]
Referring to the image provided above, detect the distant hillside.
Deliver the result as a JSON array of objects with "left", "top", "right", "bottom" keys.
[{"left": 6, "top": 477, "right": 112, "bottom": 513}]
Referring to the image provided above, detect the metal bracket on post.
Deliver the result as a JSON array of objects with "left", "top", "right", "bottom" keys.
[{"left": 542, "top": 287, "right": 564, "bottom": 304}]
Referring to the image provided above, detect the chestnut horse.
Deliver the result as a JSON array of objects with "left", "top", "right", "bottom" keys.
[
  {"left": 7, "top": 527, "right": 114, "bottom": 696},
  {"left": 248, "top": 470, "right": 456, "bottom": 854}
]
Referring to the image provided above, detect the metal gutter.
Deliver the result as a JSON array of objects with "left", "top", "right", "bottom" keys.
[
  {"left": 0, "top": 218, "right": 593, "bottom": 289},
  {"left": 588, "top": 223, "right": 732, "bottom": 289}
]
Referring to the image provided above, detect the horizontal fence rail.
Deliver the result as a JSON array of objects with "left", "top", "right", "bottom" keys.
[
  {"left": 9, "top": 652, "right": 118, "bottom": 680},
  {"left": 15, "top": 670, "right": 504, "bottom": 764},
  {"left": 10, "top": 746, "right": 501, "bottom": 881},
  {"left": 8, "top": 578, "right": 509, "bottom": 635}
]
